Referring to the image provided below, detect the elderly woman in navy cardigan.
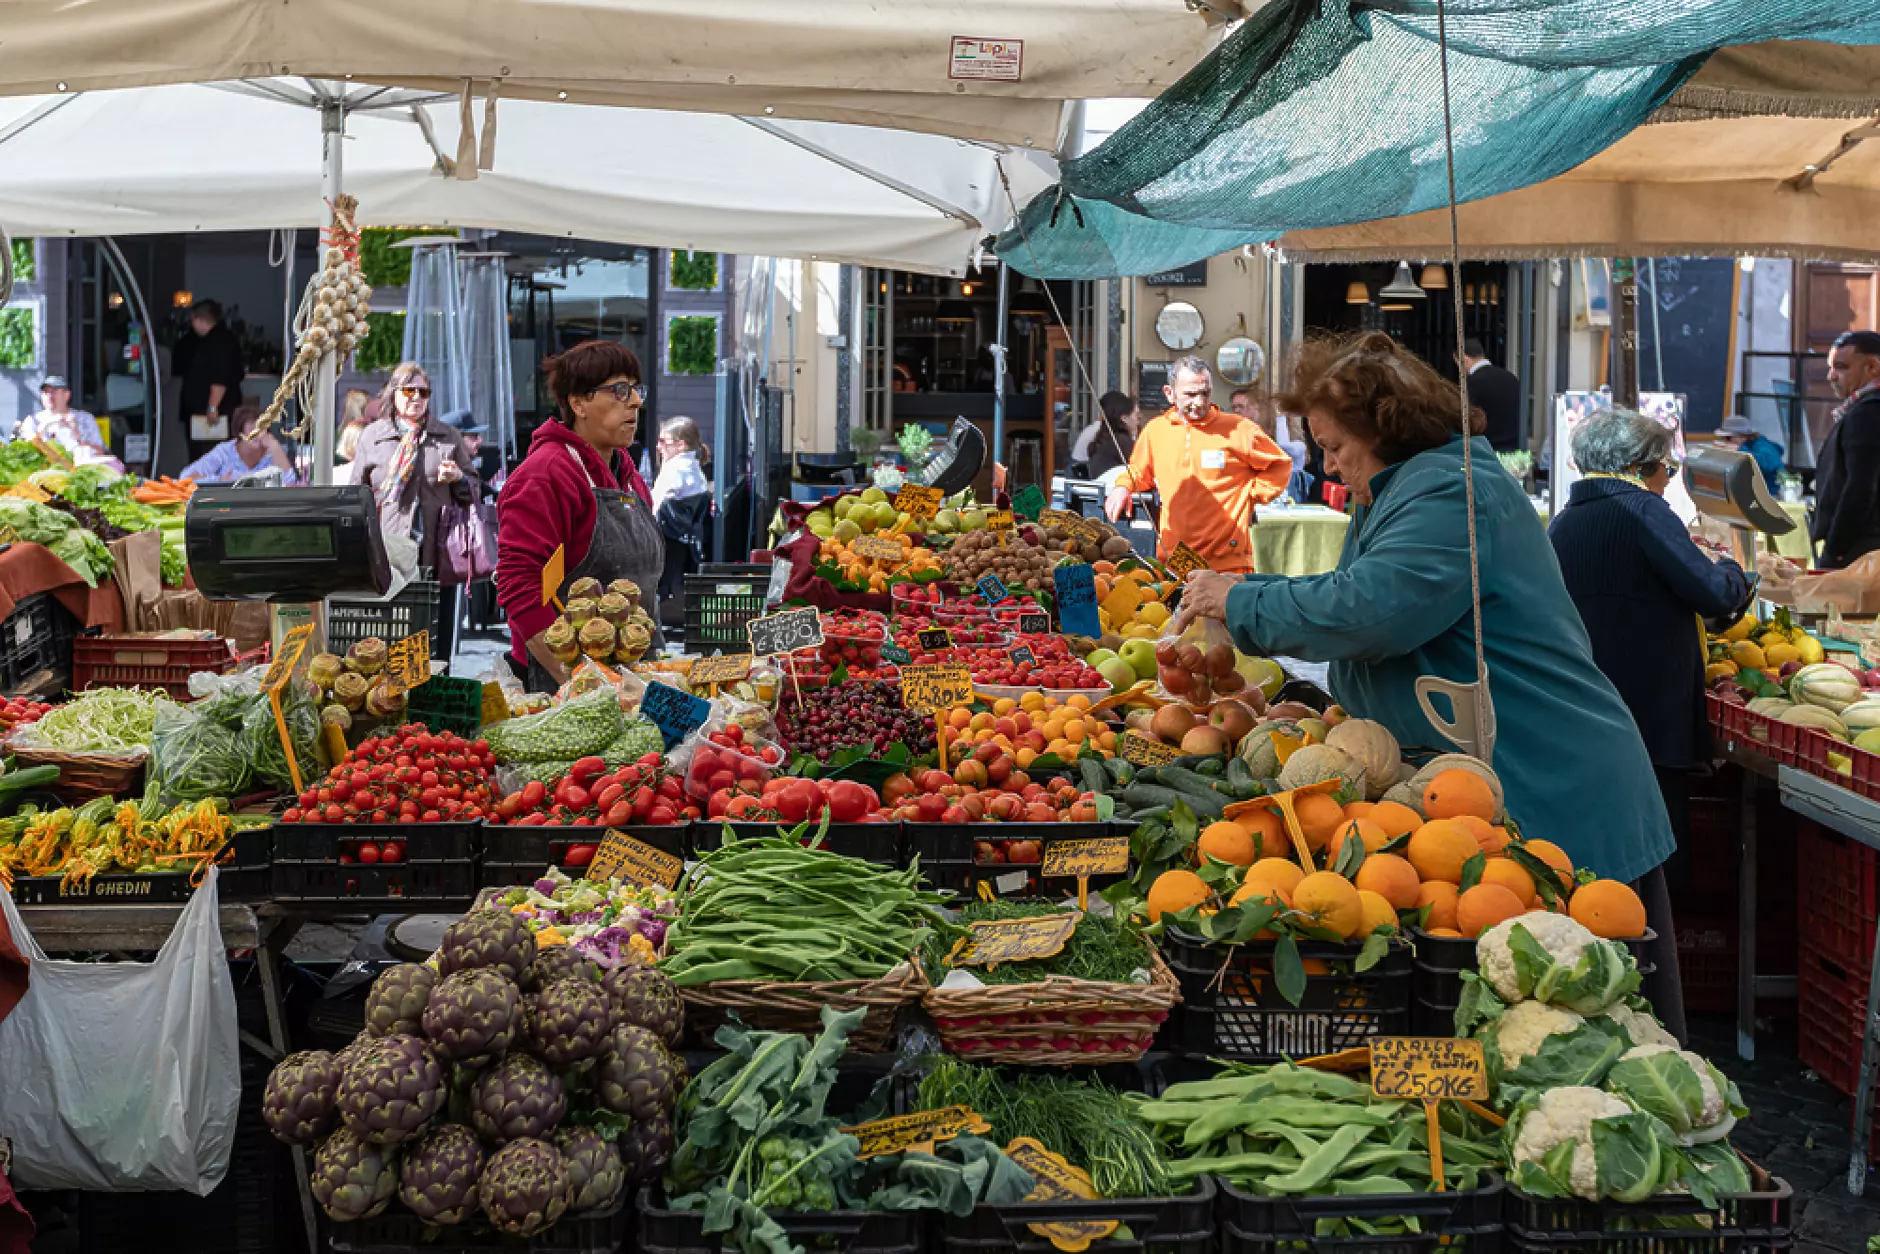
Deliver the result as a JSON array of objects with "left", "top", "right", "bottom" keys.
[{"left": 1550, "top": 410, "right": 1753, "bottom": 1038}]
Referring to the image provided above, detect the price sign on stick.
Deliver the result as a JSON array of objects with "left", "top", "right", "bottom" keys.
[
  {"left": 1166, "top": 543, "right": 1207, "bottom": 580},
  {"left": 1053, "top": 563, "right": 1102, "bottom": 638},
  {"left": 6, "top": 483, "right": 49, "bottom": 504},
  {"left": 1369, "top": 1037, "right": 1489, "bottom": 1193},
  {"left": 950, "top": 914, "right": 1078, "bottom": 968},
  {"left": 1010, "top": 645, "right": 1036, "bottom": 668},
  {"left": 480, "top": 682, "right": 513, "bottom": 726},
  {"left": 542, "top": 545, "right": 567, "bottom": 608},
  {"left": 1004, "top": 1138, "right": 1121, "bottom": 1251},
  {"left": 1120, "top": 732, "right": 1182, "bottom": 768},
  {"left": 894, "top": 483, "right": 944, "bottom": 521},
  {"left": 842, "top": 1107, "right": 991, "bottom": 1160},
  {"left": 1012, "top": 483, "right": 1047, "bottom": 521},
  {"left": 916, "top": 627, "right": 954, "bottom": 652},
  {"left": 386, "top": 631, "right": 432, "bottom": 693},
  {"left": 689, "top": 653, "right": 754, "bottom": 687},
  {"left": 851, "top": 535, "right": 903, "bottom": 561},
  {"left": 747, "top": 607, "right": 823, "bottom": 657},
  {"left": 588, "top": 829, "right": 685, "bottom": 889},
  {"left": 902, "top": 664, "right": 973, "bottom": 712},
  {"left": 641, "top": 681, "right": 712, "bottom": 748},
  {"left": 262, "top": 624, "right": 315, "bottom": 693},
  {"left": 987, "top": 509, "right": 1015, "bottom": 532},
  {"left": 1043, "top": 834, "right": 1129, "bottom": 910},
  {"left": 976, "top": 574, "right": 1009, "bottom": 603}
]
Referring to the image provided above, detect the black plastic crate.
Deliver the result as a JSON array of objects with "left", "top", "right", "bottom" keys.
[
  {"left": 1161, "top": 928, "right": 1412, "bottom": 1061},
  {"left": 264, "top": 820, "right": 478, "bottom": 908},
  {"left": 0, "top": 590, "right": 80, "bottom": 694},
  {"left": 1410, "top": 928, "right": 1658, "bottom": 1037},
  {"left": 643, "top": 1187, "right": 925, "bottom": 1254},
  {"left": 909, "top": 822, "right": 1128, "bottom": 900},
  {"left": 937, "top": 1176, "right": 1213, "bottom": 1254},
  {"left": 480, "top": 821, "right": 689, "bottom": 887},
  {"left": 406, "top": 673, "right": 485, "bottom": 737},
  {"left": 682, "top": 563, "right": 771, "bottom": 654},
  {"left": 697, "top": 819, "right": 900, "bottom": 866},
  {"left": 326, "top": 579, "right": 442, "bottom": 658},
  {"left": 332, "top": 1196, "right": 630, "bottom": 1254},
  {"left": 1504, "top": 1165, "right": 1791, "bottom": 1253},
  {"left": 218, "top": 825, "right": 274, "bottom": 903},
  {"left": 1219, "top": 1174, "right": 1503, "bottom": 1254},
  {"left": 8, "top": 871, "right": 199, "bottom": 904}
]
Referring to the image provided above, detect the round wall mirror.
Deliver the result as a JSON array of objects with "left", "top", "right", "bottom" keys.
[
  {"left": 1154, "top": 301, "right": 1204, "bottom": 351},
  {"left": 1216, "top": 337, "right": 1266, "bottom": 386}
]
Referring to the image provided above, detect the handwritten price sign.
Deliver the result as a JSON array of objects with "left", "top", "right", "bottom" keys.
[
  {"left": 916, "top": 628, "right": 954, "bottom": 652},
  {"left": 385, "top": 630, "right": 431, "bottom": 693},
  {"left": 1041, "top": 836, "right": 1129, "bottom": 879},
  {"left": 894, "top": 483, "right": 944, "bottom": 521},
  {"left": 1120, "top": 732, "right": 1182, "bottom": 767},
  {"left": 1369, "top": 1037, "right": 1488, "bottom": 1103},
  {"left": 902, "top": 664, "right": 973, "bottom": 712},
  {"left": 1006, "top": 1138, "right": 1120, "bottom": 1251},
  {"left": 841, "top": 1107, "right": 991, "bottom": 1160},
  {"left": 851, "top": 535, "right": 904, "bottom": 561},
  {"left": 689, "top": 653, "right": 754, "bottom": 686},
  {"left": 951, "top": 914, "right": 1079, "bottom": 968},
  {"left": 1012, "top": 483, "right": 1047, "bottom": 521},
  {"left": 262, "top": 624, "right": 315, "bottom": 694},
  {"left": 588, "top": 830, "right": 685, "bottom": 889},
  {"left": 1017, "top": 611, "right": 1050, "bottom": 634},
  {"left": 748, "top": 607, "right": 824, "bottom": 657},
  {"left": 1166, "top": 543, "right": 1207, "bottom": 579},
  {"left": 987, "top": 509, "right": 1015, "bottom": 532},
  {"left": 1053, "top": 564, "right": 1101, "bottom": 639}
]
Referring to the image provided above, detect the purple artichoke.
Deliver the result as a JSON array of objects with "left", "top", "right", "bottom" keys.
[
  {"left": 311, "top": 1129, "right": 398, "bottom": 1221},
  {"left": 422, "top": 969, "right": 521, "bottom": 1061},
  {"left": 365, "top": 963, "right": 438, "bottom": 1037},
  {"left": 556, "top": 1126, "right": 625, "bottom": 1213},
  {"left": 594, "top": 1025, "right": 678, "bottom": 1123},
  {"left": 396, "top": 1123, "right": 485, "bottom": 1225},
  {"left": 478, "top": 1138, "right": 571, "bottom": 1237},
  {"left": 616, "top": 1114, "right": 673, "bottom": 1186},
  {"left": 529, "top": 978, "right": 616, "bottom": 1067},
  {"left": 336, "top": 1033, "right": 446, "bottom": 1145},
  {"left": 335, "top": 1030, "right": 376, "bottom": 1071},
  {"left": 470, "top": 1052, "right": 568, "bottom": 1143},
  {"left": 439, "top": 911, "right": 537, "bottom": 983},
  {"left": 600, "top": 963, "right": 684, "bottom": 1047},
  {"left": 262, "top": 1051, "right": 342, "bottom": 1145},
  {"left": 524, "top": 946, "right": 602, "bottom": 994}
]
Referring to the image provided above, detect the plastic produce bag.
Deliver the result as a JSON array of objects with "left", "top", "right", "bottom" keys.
[
  {"left": 238, "top": 687, "right": 322, "bottom": 792},
  {"left": 483, "top": 684, "right": 626, "bottom": 764},
  {"left": 1150, "top": 616, "right": 1261, "bottom": 709},
  {"left": 150, "top": 699, "right": 251, "bottom": 803},
  {"left": 0, "top": 867, "right": 241, "bottom": 1193}
]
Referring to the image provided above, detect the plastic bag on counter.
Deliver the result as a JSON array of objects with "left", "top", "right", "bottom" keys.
[
  {"left": 150, "top": 699, "right": 251, "bottom": 804},
  {"left": 1150, "top": 616, "right": 1264, "bottom": 711},
  {"left": 677, "top": 709, "right": 784, "bottom": 801},
  {"left": 1788, "top": 550, "right": 1880, "bottom": 615},
  {"left": 238, "top": 686, "right": 323, "bottom": 792},
  {"left": 483, "top": 684, "right": 625, "bottom": 764},
  {"left": 0, "top": 867, "right": 240, "bottom": 1194},
  {"left": 555, "top": 658, "right": 623, "bottom": 704},
  {"left": 186, "top": 667, "right": 264, "bottom": 731}
]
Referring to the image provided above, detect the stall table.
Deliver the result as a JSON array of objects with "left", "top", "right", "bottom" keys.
[{"left": 1252, "top": 506, "right": 1350, "bottom": 577}]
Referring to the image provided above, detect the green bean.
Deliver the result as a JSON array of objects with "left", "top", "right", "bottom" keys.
[{"left": 1261, "top": 1124, "right": 1376, "bottom": 1194}]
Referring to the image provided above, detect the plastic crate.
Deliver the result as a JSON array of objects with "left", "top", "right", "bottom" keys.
[
  {"left": 908, "top": 822, "right": 1129, "bottom": 900},
  {"left": 1411, "top": 928, "right": 1657, "bottom": 1037},
  {"left": 326, "top": 580, "right": 442, "bottom": 657},
  {"left": 1797, "top": 941, "right": 1868, "bottom": 1098},
  {"left": 1503, "top": 1163, "right": 1791, "bottom": 1253},
  {"left": 264, "top": 820, "right": 478, "bottom": 908},
  {"left": 1799, "top": 821, "right": 1880, "bottom": 973},
  {"left": 683, "top": 563, "right": 771, "bottom": 654},
  {"left": 641, "top": 1187, "right": 925, "bottom": 1254},
  {"left": 480, "top": 821, "right": 688, "bottom": 888},
  {"left": 70, "top": 631, "right": 245, "bottom": 698},
  {"left": 1675, "top": 915, "right": 1738, "bottom": 1016},
  {"left": 406, "top": 673, "right": 485, "bottom": 737},
  {"left": 1161, "top": 928, "right": 1412, "bottom": 1061},
  {"left": 333, "top": 1197, "right": 629, "bottom": 1254},
  {"left": 937, "top": 1177, "right": 1213, "bottom": 1254},
  {"left": 697, "top": 819, "right": 900, "bottom": 866},
  {"left": 0, "top": 590, "right": 81, "bottom": 693},
  {"left": 1219, "top": 1174, "right": 1502, "bottom": 1254}
]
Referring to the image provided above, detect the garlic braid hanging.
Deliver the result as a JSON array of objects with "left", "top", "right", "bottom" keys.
[{"left": 256, "top": 194, "right": 374, "bottom": 441}]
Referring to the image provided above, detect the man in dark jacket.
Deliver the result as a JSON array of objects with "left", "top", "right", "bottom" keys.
[
  {"left": 1463, "top": 337, "right": 1523, "bottom": 452},
  {"left": 1814, "top": 329, "right": 1880, "bottom": 569},
  {"left": 171, "top": 299, "right": 246, "bottom": 464}
]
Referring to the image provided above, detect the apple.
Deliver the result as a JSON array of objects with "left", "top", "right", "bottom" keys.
[
  {"left": 1151, "top": 704, "right": 1196, "bottom": 744},
  {"left": 1181, "top": 724, "right": 1229, "bottom": 756},
  {"left": 1209, "top": 698, "right": 1259, "bottom": 746},
  {"left": 1119, "top": 637, "right": 1159, "bottom": 681},
  {"left": 1322, "top": 704, "right": 1349, "bottom": 727},
  {"left": 1085, "top": 647, "right": 1119, "bottom": 670},
  {"left": 1098, "top": 657, "right": 1139, "bottom": 693},
  {"left": 1267, "top": 701, "right": 1317, "bottom": 720}
]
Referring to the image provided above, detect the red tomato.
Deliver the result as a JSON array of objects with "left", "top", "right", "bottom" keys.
[
  {"left": 826, "top": 780, "right": 878, "bottom": 824},
  {"left": 379, "top": 842, "right": 406, "bottom": 864},
  {"left": 564, "top": 843, "right": 597, "bottom": 867},
  {"left": 357, "top": 843, "right": 382, "bottom": 864}
]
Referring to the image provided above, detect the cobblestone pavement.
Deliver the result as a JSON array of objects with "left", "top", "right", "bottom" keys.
[{"left": 1694, "top": 1015, "right": 1880, "bottom": 1252}]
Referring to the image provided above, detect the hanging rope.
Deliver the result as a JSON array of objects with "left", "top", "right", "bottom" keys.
[
  {"left": 1435, "top": 0, "right": 1494, "bottom": 759},
  {"left": 256, "top": 194, "right": 372, "bottom": 441}
]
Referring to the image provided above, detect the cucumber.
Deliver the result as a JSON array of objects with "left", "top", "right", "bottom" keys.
[
  {"left": 1127, "top": 805, "right": 1172, "bottom": 824},
  {"left": 1157, "top": 765, "right": 1235, "bottom": 802},
  {"left": 1122, "top": 783, "right": 1227, "bottom": 820},
  {"left": 1195, "top": 758, "right": 1226, "bottom": 777},
  {"left": 1226, "top": 757, "right": 1257, "bottom": 793},
  {"left": 1135, "top": 767, "right": 1160, "bottom": 787}
]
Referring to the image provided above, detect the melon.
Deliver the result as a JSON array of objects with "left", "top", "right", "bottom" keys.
[
  {"left": 1239, "top": 719, "right": 1303, "bottom": 779},
  {"left": 1841, "top": 700, "right": 1880, "bottom": 733},
  {"left": 1745, "top": 697, "right": 1793, "bottom": 718},
  {"left": 1382, "top": 781, "right": 1426, "bottom": 815},
  {"left": 1856, "top": 727, "right": 1880, "bottom": 754},
  {"left": 1407, "top": 754, "right": 1505, "bottom": 815},
  {"left": 1296, "top": 718, "right": 1329, "bottom": 745},
  {"left": 1275, "top": 743, "right": 1366, "bottom": 796},
  {"left": 1790, "top": 662, "right": 1863, "bottom": 714},
  {"left": 1324, "top": 718, "right": 1401, "bottom": 800},
  {"left": 1780, "top": 704, "right": 1849, "bottom": 739}
]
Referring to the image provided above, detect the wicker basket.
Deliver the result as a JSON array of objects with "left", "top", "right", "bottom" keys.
[
  {"left": 8, "top": 746, "right": 146, "bottom": 803},
  {"left": 679, "top": 960, "right": 926, "bottom": 1053},
  {"left": 923, "top": 945, "right": 1181, "bottom": 1065}
]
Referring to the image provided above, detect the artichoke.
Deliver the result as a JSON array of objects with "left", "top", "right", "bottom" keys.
[
  {"left": 396, "top": 1123, "right": 485, "bottom": 1225},
  {"left": 614, "top": 620, "right": 652, "bottom": 663},
  {"left": 529, "top": 977, "right": 616, "bottom": 1067},
  {"left": 601, "top": 963, "right": 684, "bottom": 1047},
  {"left": 578, "top": 617, "right": 618, "bottom": 659},
  {"left": 262, "top": 1050, "right": 342, "bottom": 1145},
  {"left": 347, "top": 637, "right": 387, "bottom": 677},
  {"left": 594, "top": 1025, "right": 678, "bottom": 1123},
  {"left": 565, "top": 597, "right": 597, "bottom": 627},
  {"left": 365, "top": 963, "right": 438, "bottom": 1037},
  {"left": 336, "top": 1033, "right": 446, "bottom": 1145},
  {"left": 616, "top": 1114, "right": 673, "bottom": 1186},
  {"left": 307, "top": 652, "right": 345, "bottom": 690},
  {"left": 470, "top": 1053, "right": 568, "bottom": 1143},
  {"left": 556, "top": 1126, "right": 626, "bottom": 1214},
  {"left": 439, "top": 910, "right": 537, "bottom": 983},
  {"left": 321, "top": 704, "right": 353, "bottom": 730},
  {"left": 544, "top": 619, "right": 580, "bottom": 665},
  {"left": 332, "top": 671, "right": 370, "bottom": 711},
  {"left": 608, "top": 579, "right": 642, "bottom": 609},
  {"left": 478, "top": 1138, "right": 572, "bottom": 1237},
  {"left": 311, "top": 1129, "right": 398, "bottom": 1221},
  {"left": 568, "top": 576, "right": 605, "bottom": 603},
  {"left": 366, "top": 677, "right": 407, "bottom": 718},
  {"left": 596, "top": 593, "right": 631, "bottom": 626},
  {"left": 523, "top": 946, "right": 602, "bottom": 994},
  {"left": 334, "top": 1030, "right": 376, "bottom": 1071},
  {"left": 422, "top": 968, "right": 522, "bottom": 1061}
]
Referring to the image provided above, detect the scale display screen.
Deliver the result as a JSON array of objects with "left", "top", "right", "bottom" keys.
[{"left": 221, "top": 522, "right": 335, "bottom": 560}]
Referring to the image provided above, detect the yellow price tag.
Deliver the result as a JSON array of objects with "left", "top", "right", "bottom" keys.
[
  {"left": 587, "top": 829, "right": 685, "bottom": 889},
  {"left": 7, "top": 482, "right": 50, "bottom": 503},
  {"left": 690, "top": 653, "right": 755, "bottom": 686},
  {"left": 901, "top": 663, "right": 973, "bottom": 712},
  {"left": 851, "top": 535, "right": 904, "bottom": 561},
  {"left": 385, "top": 631, "right": 431, "bottom": 693},
  {"left": 481, "top": 682, "right": 512, "bottom": 726},
  {"left": 542, "top": 545, "right": 567, "bottom": 608},
  {"left": 987, "top": 509, "right": 1015, "bottom": 531},
  {"left": 1368, "top": 1037, "right": 1489, "bottom": 1103},
  {"left": 262, "top": 624, "right": 315, "bottom": 694},
  {"left": 1119, "top": 732, "right": 1182, "bottom": 767},
  {"left": 840, "top": 1107, "right": 991, "bottom": 1161},
  {"left": 894, "top": 483, "right": 944, "bottom": 520},
  {"left": 1166, "top": 543, "right": 1207, "bottom": 579},
  {"left": 948, "top": 915, "right": 1078, "bottom": 969},
  {"left": 1041, "top": 836, "right": 1128, "bottom": 879},
  {"left": 1005, "top": 1139, "right": 1120, "bottom": 1252}
]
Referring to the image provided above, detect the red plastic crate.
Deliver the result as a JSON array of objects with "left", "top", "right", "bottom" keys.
[
  {"left": 1675, "top": 914, "right": 1738, "bottom": 1015},
  {"left": 71, "top": 635, "right": 250, "bottom": 698},
  {"left": 1845, "top": 739, "right": 1880, "bottom": 804},
  {"left": 1799, "top": 822, "right": 1880, "bottom": 973},
  {"left": 1797, "top": 942, "right": 1868, "bottom": 1098}
]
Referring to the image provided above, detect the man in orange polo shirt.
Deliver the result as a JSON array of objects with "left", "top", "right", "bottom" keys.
[{"left": 1105, "top": 355, "right": 1291, "bottom": 572}]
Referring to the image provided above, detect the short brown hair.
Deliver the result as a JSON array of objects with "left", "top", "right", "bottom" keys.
[
  {"left": 544, "top": 341, "right": 642, "bottom": 425},
  {"left": 1277, "top": 332, "right": 1482, "bottom": 464},
  {"left": 376, "top": 361, "right": 430, "bottom": 422}
]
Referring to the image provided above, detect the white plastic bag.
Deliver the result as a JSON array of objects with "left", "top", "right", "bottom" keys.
[{"left": 0, "top": 867, "right": 241, "bottom": 1194}]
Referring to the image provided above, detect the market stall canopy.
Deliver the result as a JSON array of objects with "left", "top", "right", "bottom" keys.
[
  {"left": 990, "top": 0, "right": 1880, "bottom": 278},
  {"left": 0, "top": 82, "right": 1056, "bottom": 274},
  {"left": 0, "top": 0, "right": 1231, "bottom": 147}
]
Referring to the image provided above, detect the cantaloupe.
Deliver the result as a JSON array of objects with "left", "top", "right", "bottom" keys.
[
  {"left": 1746, "top": 697, "right": 1794, "bottom": 718},
  {"left": 1382, "top": 781, "right": 1426, "bottom": 816},
  {"left": 1780, "top": 704, "right": 1849, "bottom": 739},
  {"left": 1275, "top": 743, "right": 1367, "bottom": 796},
  {"left": 1842, "top": 699, "right": 1880, "bottom": 733},
  {"left": 1324, "top": 719, "right": 1401, "bottom": 800},
  {"left": 1790, "top": 663, "right": 1864, "bottom": 714},
  {"left": 1239, "top": 719, "right": 1303, "bottom": 779}
]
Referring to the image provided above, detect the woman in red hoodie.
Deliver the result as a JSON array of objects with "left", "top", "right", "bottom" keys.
[{"left": 495, "top": 341, "right": 664, "bottom": 689}]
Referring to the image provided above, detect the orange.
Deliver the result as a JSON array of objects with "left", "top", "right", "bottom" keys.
[
  {"left": 1292, "top": 871, "right": 1365, "bottom": 939},
  {"left": 1568, "top": 879, "right": 1648, "bottom": 939},
  {"left": 1241, "top": 808, "right": 1285, "bottom": 856},
  {"left": 1330, "top": 818, "right": 1389, "bottom": 857},
  {"left": 1344, "top": 801, "right": 1378, "bottom": 822},
  {"left": 1423, "top": 769, "right": 1498, "bottom": 822},
  {"left": 1417, "top": 881, "right": 1460, "bottom": 932},
  {"left": 1198, "top": 822, "right": 1260, "bottom": 868},
  {"left": 1243, "top": 857, "right": 1307, "bottom": 898},
  {"left": 1368, "top": 801, "right": 1424, "bottom": 839},
  {"left": 1456, "top": 883, "right": 1527, "bottom": 938},
  {"left": 1294, "top": 792, "right": 1346, "bottom": 853},
  {"left": 1147, "top": 869, "right": 1211, "bottom": 922},
  {"left": 1522, "top": 839, "right": 1577, "bottom": 894},
  {"left": 1228, "top": 879, "right": 1289, "bottom": 939},
  {"left": 1357, "top": 889, "right": 1399, "bottom": 936},
  {"left": 1426, "top": 926, "right": 1465, "bottom": 938},
  {"left": 1353, "top": 852, "right": 1421, "bottom": 910},
  {"left": 1478, "top": 857, "right": 1537, "bottom": 905},
  {"left": 1405, "top": 820, "right": 1479, "bottom": 885},
  {"left": 1455, "top": 815, "right": 1509, "bottom": 857}
]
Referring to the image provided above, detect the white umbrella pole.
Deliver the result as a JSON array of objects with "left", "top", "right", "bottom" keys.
[{"left": 310, "top": 100, "right": 344, "bottom": 486}]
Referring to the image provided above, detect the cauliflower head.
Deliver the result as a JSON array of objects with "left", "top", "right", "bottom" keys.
[
  {"left": 1596, "top": 999, "right": 1678, "bottom": 1051},
  {"left": 1507, "top": 1086, "right": 1679, "bottom": 1203},
  {"left": 1477, "top": 999, "right": 1631, "bottom": 1109},
  {"left": 1604, "top": 1044, "right": 1744, "bottom": 1146},
  {"left": 1476, "top": 912, "right": 1640, "bottom": 1014}
]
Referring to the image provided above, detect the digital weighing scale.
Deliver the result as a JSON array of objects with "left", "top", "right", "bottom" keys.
[
  {"left": 185, "top": 484, "right": 392, "bottom": 601},
  {"left": 1682, "top": 445, "right": 1797, "bottom": 572}
]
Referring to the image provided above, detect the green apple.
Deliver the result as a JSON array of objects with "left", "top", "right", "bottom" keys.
[
  {"left": 1118, "top": 637, "right": 1158, "bottom": 681},
  {"left": 1085, "top": 648, "right": 1119, "bottom": 671},
  {"left": 808, "top": 508, "right": 834, "bottom": 529},
  {"left": 961, "top": 508, "right": 988, "bottom": 531},
  {"left": 861, "top": 487, "right": 888, "bottom": 505},
  {"left": 1097, "top": 657, "right": 1139, "bottom": 694},
  {"left": 932, "top": 509, "right": 960, "bottom": 535},
  {"left": 833, "top": 519, "right": 861, "bottom": 542},
  {"left": 872, "top": 501, "right": 900, "bottom": 530}
]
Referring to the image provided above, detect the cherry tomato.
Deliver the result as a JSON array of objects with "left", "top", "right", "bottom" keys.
[{"left": 356, "top": 843, "right": 382, "bottom": 864}]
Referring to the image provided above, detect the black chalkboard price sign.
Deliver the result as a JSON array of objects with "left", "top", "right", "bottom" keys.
[{"left": 748, "top": 607, "right": 824, "bottom": 657}]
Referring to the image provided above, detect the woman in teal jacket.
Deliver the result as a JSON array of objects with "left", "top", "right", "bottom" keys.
[{"left": 1176, "top": 334, "right": 1682, "bottom": 1030}]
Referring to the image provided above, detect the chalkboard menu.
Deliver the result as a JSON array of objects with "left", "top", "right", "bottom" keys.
[{"left": 1138, "top": 362, "right": 1170, "bottom": 415}]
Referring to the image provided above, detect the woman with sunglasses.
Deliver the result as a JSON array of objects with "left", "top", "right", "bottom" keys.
[
  {"left": 352, "top": 361, "right": 479, "bottom": 662},
  {"left": 494, "top": 341, "right": 665, "bottom": 690}
]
